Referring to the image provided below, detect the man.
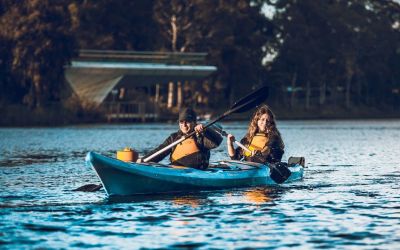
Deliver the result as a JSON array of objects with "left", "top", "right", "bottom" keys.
[{"left": 138, "top": 107, "right": 222, "bottom": 169}]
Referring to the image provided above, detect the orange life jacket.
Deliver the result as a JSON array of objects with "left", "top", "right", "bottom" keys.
[
  {"left": 244, "top": 133, "right": 269, "bottom": 157},
  {"left": 171, "top": 137, "right": 201, "bottom": 162}
]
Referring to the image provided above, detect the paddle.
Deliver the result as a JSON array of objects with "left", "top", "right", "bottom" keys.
[
  {"left": 268, "top": 162, "right": 292, "bottom": 184},
  {"left": 73, "top": 183, "right": 102, "bottom": 192},
  {"left": 211, "top": 127, "right": 252, "bottom": 154},
  {"left": 142, "top": 85, "right": 269, "bottom": 162}
]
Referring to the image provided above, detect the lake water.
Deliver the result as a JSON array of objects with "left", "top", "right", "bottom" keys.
[{"left": 0, "top": 120, "right": 399, "bottom": 249}]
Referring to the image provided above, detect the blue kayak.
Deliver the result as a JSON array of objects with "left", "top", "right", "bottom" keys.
[{"left": 85, "top": 152, "right": 304, "bottom": 196}]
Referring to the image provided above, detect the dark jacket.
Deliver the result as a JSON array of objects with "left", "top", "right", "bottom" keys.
[
  {"left": 231, "top": 133, "right": 284, "bottom": 164},
  {"left": 143, "top": 127, "right": 222, "bottom": 169}
]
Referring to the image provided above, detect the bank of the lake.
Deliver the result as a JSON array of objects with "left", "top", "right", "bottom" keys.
[{"left": 1, "top": 103, "right": 400, "bottom": 127}]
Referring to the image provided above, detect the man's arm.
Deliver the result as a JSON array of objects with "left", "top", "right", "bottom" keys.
[{"left": 141, "top": 134, "right": 175, "bottom": 163}]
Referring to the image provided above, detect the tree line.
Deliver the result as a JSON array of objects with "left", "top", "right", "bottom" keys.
[{"left": 0, "top": 0, "right": 399, "bottom": 117}]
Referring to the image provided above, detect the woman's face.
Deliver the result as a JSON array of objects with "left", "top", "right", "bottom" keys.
[
  {"left": 179, "top": 120, "right": 195, "bottom": 134},
  {"left": 257, "top": 113, "right": 270, "bottom": 133}
]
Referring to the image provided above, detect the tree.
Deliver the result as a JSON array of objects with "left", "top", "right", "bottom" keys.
[
  {"left": 0, "top": 35, "right": 19, "bottom": 104},
  {"left": 0, "top": 0, "right": 77, "bottom": 109},
  {"left": 154, "top": 0, "right": 274, "bottom": 106},
  {"left": 75, "top": 0, "right": 160, "bottom": 50},
  {"left": 266, "top": 0, "right": 400, "bottom": 110}
]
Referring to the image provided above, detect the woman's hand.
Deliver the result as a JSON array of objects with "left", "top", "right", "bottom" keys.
[
  {"left": 226, "top": 134, "right": 236, "bottom": 157},
  {"left": 251, "top": 150, "right": 259, "bottom": 157},
  {"left": 195, "top": 124, "right": 205, "bottom": 134},
  {"left": 136, "top": 158, "right": 143, "bottom": 163},
  {"left": 227, "top": 134, "right": 236, "bottom": 144}
]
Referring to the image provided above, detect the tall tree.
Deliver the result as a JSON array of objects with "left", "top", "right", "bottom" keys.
[
  {"left": 0, "top": 1, "right": 23, "bottom": 104},
  {"left": 75, "top": 0, "right": 160, "bottom": 50},
  {"left": 154, "top": 0, "right": 274, "bottom": 106},
  {"left": 0, "top": 35, "right": 19, "bottom": 104},
  {"left": 0, "top": 0, "right": 77, "bottom": 109},
  {"left": 266, "top": 0, "right": 400, "bottom": 110}
]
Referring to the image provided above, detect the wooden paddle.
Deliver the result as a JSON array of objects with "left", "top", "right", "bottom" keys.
[{"left": 142, "top": 85, "right": 269, "bottom": 162}]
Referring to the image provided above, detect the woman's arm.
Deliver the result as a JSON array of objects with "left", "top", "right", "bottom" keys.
[
  {"left": 229, "top": 137, "right": 247, "bottom": 160},
  {"left": 227, "top": 134, "right": 236, "bottom": 157},
  {"left": 268, "top": 135, "right": 284, "bottom": 163}
]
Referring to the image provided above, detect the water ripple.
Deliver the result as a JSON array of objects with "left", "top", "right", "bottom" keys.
[{"left": 0, "top": 120, "right": 399, "bottom": 249}]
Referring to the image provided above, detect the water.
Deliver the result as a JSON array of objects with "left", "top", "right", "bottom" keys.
[{"left": 0, "top": 120, "right": 399, "bottom": 249}]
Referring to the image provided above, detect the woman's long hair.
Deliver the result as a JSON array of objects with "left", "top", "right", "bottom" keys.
[{"left": 245, "top": 105, "right": 283, "bottom": 148}]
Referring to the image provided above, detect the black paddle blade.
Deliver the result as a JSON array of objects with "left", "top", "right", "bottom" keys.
[
  {"left": 231, "top": 85, "right": 269, "bottom": 113},
  {"left": 187, "top": 85, "right": 268, "bottom": 137},
  {"left": 73, "top": 184, "right": 102, "bottom": 192},
  {"left": 207, "top": 123, "right": 228, "bottom": 137},
  {"left": 269, "top": 162, "right": 291, "bottom": 184}
]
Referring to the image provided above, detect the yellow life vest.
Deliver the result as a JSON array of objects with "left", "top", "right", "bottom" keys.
[
  {"left": 171, "top": 137, "right": 200, "bottom": 162},
  {"left": 244, "top": 133, "right": 269, "bottom": 157}
]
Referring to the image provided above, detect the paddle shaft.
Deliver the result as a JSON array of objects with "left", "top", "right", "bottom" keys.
[
  {"left": 143, "top": 98, "right": 255, "bottom": 163},
  {"left": 143, "top": 136, "right": 185, "bottom": 162},
  {"left": 215, "top": 129, "right": 252, "bottom": 154},
  {"left": 233, "top": 140, "right": 251, "bottom": 154}
]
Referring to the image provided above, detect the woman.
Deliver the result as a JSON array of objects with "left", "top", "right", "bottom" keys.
[
  {"left": 138, "top": 107, "right": 222, "bottom": 169},
  {"left": 227, "top": 105, "right": 284, "bottom": 164}
]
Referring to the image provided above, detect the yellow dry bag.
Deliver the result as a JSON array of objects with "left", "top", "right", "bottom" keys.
[{"left": 117, "top": 147, "right": 138, "bottom": 162}]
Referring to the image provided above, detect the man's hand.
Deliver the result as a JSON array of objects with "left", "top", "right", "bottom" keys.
[{"left": 195, "top": 124, "right": 205, "bottom": 134}]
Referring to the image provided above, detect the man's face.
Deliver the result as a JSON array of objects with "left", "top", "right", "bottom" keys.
[{"left": 179, "top": 120, "right": 195, "bottom": 134}]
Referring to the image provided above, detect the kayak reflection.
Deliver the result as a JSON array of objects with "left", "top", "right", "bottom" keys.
[
  {"left": 172, "top": 196, "right": 201, "bottom": 207},
  {"left": 105, "top": 191, "right": 209, "bottom": 205},
  {"left": 243, "top": 187, "right": 275, "bottom": 204}
]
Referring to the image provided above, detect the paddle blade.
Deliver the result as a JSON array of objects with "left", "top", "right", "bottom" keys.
[
  {"left": 207, "top": 123, "right": 227, "bottom": 136},
  {"left": 73, "top": 184, "right": 102, "bottom": 192},
  {"left": 231, "top": 85, "right": 269, "bottom": 113},
  {"left": 269, "top": 162, "right": 291, "bottom": 184}
]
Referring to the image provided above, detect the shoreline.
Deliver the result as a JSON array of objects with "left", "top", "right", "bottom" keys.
[
  {"left": 1, "top": 104, "right": 399, "bottom": 127},
  {"left": 1, "top": 115, "right": 400, "bottom": 128}
]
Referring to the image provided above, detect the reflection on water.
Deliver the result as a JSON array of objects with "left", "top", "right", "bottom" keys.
[
  {"left": 173, "top": 196, "right": 201, "bottom": 207},
  {"left": 243, "top": 188, "right": 274, "bottom": 204},
  {"left": 0, "top": 120, "right": 400, "bottom": 249},
  {"left": 106, "top": 192, "right": 210, "bottom": 206}
]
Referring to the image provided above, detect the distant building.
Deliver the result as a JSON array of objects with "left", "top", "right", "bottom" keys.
[{"left": 64, "top": 50, "right": 217, "bottom": 121}]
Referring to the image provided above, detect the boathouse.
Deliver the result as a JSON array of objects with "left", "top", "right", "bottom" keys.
[{"left": 64, "top": 50, "right": 217, "bottom": 121}]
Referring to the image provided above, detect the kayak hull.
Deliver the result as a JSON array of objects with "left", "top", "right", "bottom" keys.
[{"left": 86, "top": 152, "right": 304, "bottom": 196}]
